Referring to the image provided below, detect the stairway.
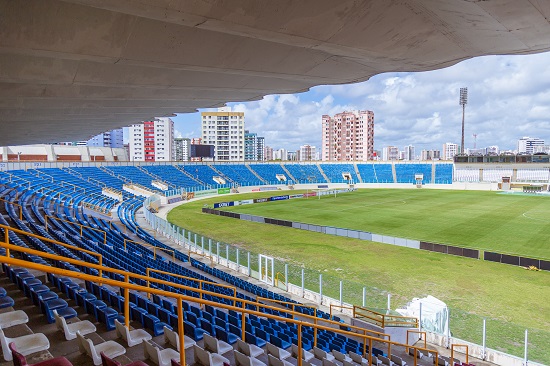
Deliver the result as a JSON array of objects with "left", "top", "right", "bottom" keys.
[
  {"left": 353, "top": 163, "right": 363, "bottom": 183},
  {"left": 246, "top": 164, "right": 266, "bottom": 183},
  {"left": 208, "top": 164, "right": 233, "bottom": 183},
  {"left": 316, "top": 163, "right": 330, "bottom": 183},
  {"left": 280, "top": 163, "right": 296, "bottom": 182},
  {"left": 173, "top": 165, "right": 205, "bottom": 185}
]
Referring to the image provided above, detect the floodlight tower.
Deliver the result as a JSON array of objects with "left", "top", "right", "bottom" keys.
[{"left": 459, "top": 87, "right": 468, "bottom": 154}]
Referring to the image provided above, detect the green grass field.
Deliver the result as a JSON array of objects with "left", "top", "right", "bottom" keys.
[{"left": 167, "top": 189, "right": 550, "bottom": 363}]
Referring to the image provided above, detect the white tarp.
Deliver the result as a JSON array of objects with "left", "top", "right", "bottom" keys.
[{"left": 396, "top": 295, "right": 449, "bottom": 335}]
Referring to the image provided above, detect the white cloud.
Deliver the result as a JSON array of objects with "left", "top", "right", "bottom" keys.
[{"left": 174, "top": 52, "right": 550, "bottom": 153}]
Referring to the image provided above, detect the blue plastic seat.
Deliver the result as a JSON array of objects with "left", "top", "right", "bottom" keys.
[
  {"left": 75, "top": 291, "right": 96, "bottom": 308},
  {"left": 201, "top": 319, "right": 216, "bottom": 337},
  {"left": 0, "top": 295, "right": 14, "bottom": 309},
  {"left": 97, "top": 307, "right": 124, "bottom": 331},
  {"left": 86, "top": 299, "right": 107, "bottom": 320},
  {"left": 245, "top": 331, "right": 266, "bottom": 348},
  {"left": 42, "top": 298, "right": 76, "bottom": 323},
  {"left": 184, "top": 320, "right": 205, "bottom": 341},
  {"left": 215, "top": 325, "right": 238, "bottom": 345},
  {"left": 144, "top": 314, "right": 169, "bottom": 336},
  {"left": 255, "top": 328, "right": 270, "bottom": 343},
  {"left": 22, "top": 278, "right": 42, "bottom": 297},
  {"left": 0, "top": 287, "right": 6, "bottom": 297}
]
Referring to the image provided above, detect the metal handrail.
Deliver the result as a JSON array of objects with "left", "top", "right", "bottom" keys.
[
  {"left": 123, "top": 239, "right": 175, "bottom": 261},
  {"left": 45, "top": 214, "right": 107, "bottom": 244}
]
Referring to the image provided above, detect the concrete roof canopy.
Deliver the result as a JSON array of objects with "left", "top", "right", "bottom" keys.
[{"left": 1, "top": 0, "right": 550, "bottom": 146}]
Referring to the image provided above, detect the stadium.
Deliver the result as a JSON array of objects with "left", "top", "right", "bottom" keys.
[
  {"left": 0, "top": 158, "right": 549, "bottom": 366},
  {"left": 2, "top": 1, "right": 550, "bottom": 366}
]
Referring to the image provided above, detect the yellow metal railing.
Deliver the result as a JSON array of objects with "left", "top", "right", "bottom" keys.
[
  {"left": 1, "top": 223, "right": 103, "bottom": 281},
  {"left": 123, "top": 239, "right": 175, "bottom": 261},
  {"left": 451, "top": 344, "right": 469, "bottom": 365},
  {"left": 146, "top": 268, "right": 237, "bottom": 305},
  {"left": 45, "top": 215, "right": 107, "bottom": 244},
  {"left": 406, "top": 330, "right": 427, "bottom": 352},
  {"left": 340, "top": 304, "right": 419, "bottom": 328},
  {"left": 0, "top": 226, "right": 439, "bottom": 366},
  {"left": 188, "top": 248, "right": 215, "bottom": 266},
  {"left": 274, "top": 271, "right": 286, "bottom": 288},
  {"left": 0, "top": 197, "right": 23, "bottom": 220}
]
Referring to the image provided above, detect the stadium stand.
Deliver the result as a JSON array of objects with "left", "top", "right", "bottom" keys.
[
  {"left": 453, "top": 168, "right": 479, "bottom": 182},
  {"left": 318, "top": 164, "right": 359, "bottom": 183},
  {"left": 142, "top": 165, "right": 202, "bottom": 190},
  {"left": 178, "top": 165, "right": 229, "bottom": 188},
  {"left": 481, "top": 169, "right": 513, "bottom": 183},
  {"left": 283, "top": 164, "right": 326, "bottom": 183},
  {"left": 434, "top": 164, "right": 453, "bottom": 184},
  {"left": 0, "top": 162, "right": 482, "bottom": 366},
  {"left": 515, "top": 168, "right": 550, "bottom": 182},
  {"left": 356, "top": 164, "right": 394, "bottom": 183},
  {"left": 213, "top": 165, "right": 263, "bottom": 186},
  {"left": 248, "top": 164, "right": 292, "bottom": 185},
  {"left": 394, "top": 164, "right": 433, "bottom": 184},
  {"left": 102, "top": 166, "right": 160, "bottom": 191},
  {"left": 72, "top": 167, "right": 126, "bottom": 191}
]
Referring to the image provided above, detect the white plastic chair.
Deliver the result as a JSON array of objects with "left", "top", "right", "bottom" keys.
[
  {"left": 193, "top": 344, "right": 229, "bottom": 366},
  {"left": 267, "top": 342, "right": 291, "bottom": 360},
  {"left": 203, "top": 333, "right": 233, "bottom": 355},
  {"left": 0, "top": 310, "right": 28, "bottom": 329},
  {"left": 322, "top": 358, "right": 338, "bottom": 366},
  {"left": 77, "top": 331, "right": 126, "bottom": 366},
  {"left": 143, "top": 339, "right": 180, "bottom": 366},
  {"left": 54, "top": 309, "right": 96, "bottom": 340},
  {"left": 379, "top": 355, "right": 395, "bottom": 366},
  {"left": 237, "top": 338, "right": 264, "bottom": 358},
  {"left": 115, "top": 319, "right": 151, "bottom": 347},
  {"left": 267, "top": 354, "right": 293, "bottom": 366},
  {"left": 391, "top": 354, "right": 407, "bottom": 366},
  {"left": 313, "top": 347, "right": 335, "bottom": 362},
  {"left": 332, "top": 350, "right": 353, "bottom": 363},
  {"left": 291, "top": 344, "right": 314, "bottom": 362},
  {"left": 0, "top": 327, "right": 49, "bottom": 361},
  {"left": 163, "top": 326, "right": 195, "bottom": 351},
  {"left": 234, "top": 349, "right": 266, "bottom": 366},
  {"left": 350, "top": 351, "right": 382, "bottom": 366}
]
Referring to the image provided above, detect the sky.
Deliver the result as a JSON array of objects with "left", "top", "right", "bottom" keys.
[{"left": 169, "top": 52, "right": 550, "bottom": 152}]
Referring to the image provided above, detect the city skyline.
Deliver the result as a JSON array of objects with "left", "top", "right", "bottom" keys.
[{"left": 170, "top": 52, "right": 550, "bottom": 152}]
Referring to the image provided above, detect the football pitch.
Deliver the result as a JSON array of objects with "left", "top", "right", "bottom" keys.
[{"left": 167, "top": 189, "right": 550, "bottom": 363}]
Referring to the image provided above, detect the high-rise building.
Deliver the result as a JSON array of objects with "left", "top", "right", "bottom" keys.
[
  {"left": 287, "top": 151, "right": 297, "bottom": 161},
  {"left": 244, "top": 130, "right": 265, "bottom": 161},
  {"left": 201, "top": 107, "right": 245, "bottom": 161},
  {"left": 128, "top": 117, "right": 174, "bottom": 161},
  {"left": 322, "top": 110, "right": 374, "bottom": 161},
  {"left": 486, "top": 145, "right": 499, "bottom": 155},
  {"left": 442, "top": 143, "right": 458, "bottom": 160},
  {"left": 264, "top": 146, "right": 273, "bottom": 161},
  {"left": 173, "top": 137, "right": 190, "bottom": 161},
  {"left": 517, "top": 137, "right": 545, "bottom": 154},
  {"left": 403, "top": 145, "right": 415, "bottom": 161},
  {"left": 382, "top": 146, "right": 399, "bottom": 161},
  {"left": 273, "top": 148, "right": 287, "bottom": 161},
  {"left": 421, "top": 149, "right": 441, "bottom": 160},
  {"left": 298, "top": 144, "right": 317, "bottom": 161},
  {"left": 87, "top": 128, "right": 124, "bottom": 148}
]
